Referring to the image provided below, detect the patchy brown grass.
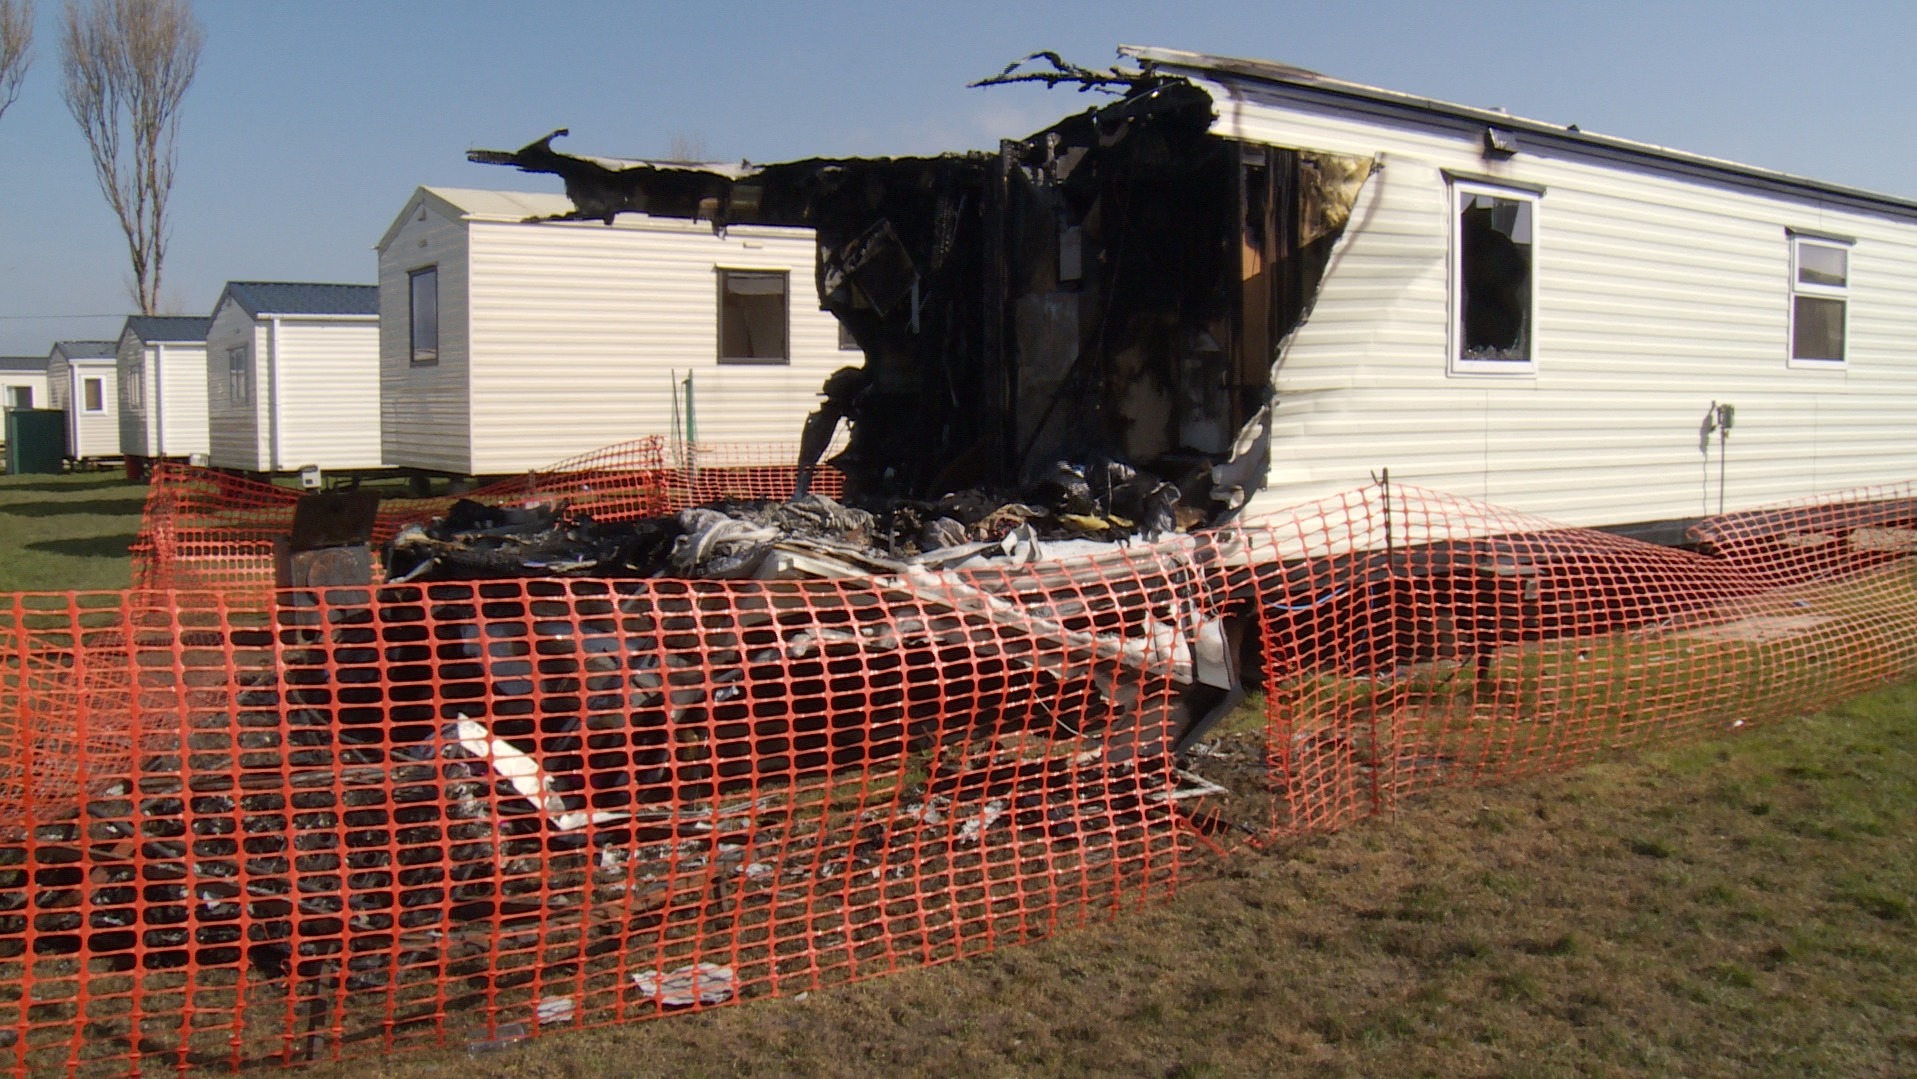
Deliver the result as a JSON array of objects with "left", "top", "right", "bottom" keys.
[{"left": 301, "top": 678, "right": 1917, "bottom": 1079}]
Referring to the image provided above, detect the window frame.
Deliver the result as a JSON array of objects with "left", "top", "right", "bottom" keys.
[
  {"left": 716, "top": 267, "right": 791, "bottom": 365},
  {"left": 409, "top": 265, "right": 440, "bottom": 367},
  {"left": 228, "top": 345, "right": 252, "bottom": 408},
  {"left": 1448, "top": 180, "right": 1542, "bottom": 378},
  {"left": 81, "top": 375, "right": 106, "bottom": 415},
  {"left": 7, "top": 385, "right": 32, "bottom": 410},
  {"left": 124, "top": 361, "right": 143, "bottom": 412},
  {"left": 1787, "top": 233, "right": 1851, "bottom": 369}
]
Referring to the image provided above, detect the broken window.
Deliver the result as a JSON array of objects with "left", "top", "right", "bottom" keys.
[
  {"left": 82, "top": 376, "right": 105, "bottom": 414},
  {"left": 837, "top": 320, "right": 861, "bottom": 352},
  {"left": 1452, "top": 183, "right": 1537, "bottom": 371},
  {"left": 410, "top": 266, "right": 439, "bottom": 366},
  {"left": 718, "top": 269, "right": 788, "bottom": 364},
  {"left": 228, "top": 345, "right": 251, "bottom": 407},
  {"left": 1790, "top": 235, "right": 1848, "bottom": 364}
]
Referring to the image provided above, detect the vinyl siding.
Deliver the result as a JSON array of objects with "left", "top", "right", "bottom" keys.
[
  {"left": 1209, "top": 78, "right": 1917, "bottom": 528},
  {"left": 460, "top": 215, "right": 850, "bottom": 475},
  {"left": 59, "top": 360, "right": 120, "bottom": 459},
  {"left": 117, "top": 336, "right": 149, "bottom": 457},
  {"left": 150, "top": 341, "right": 212, "bottom": 459},
  {"left": 0, "top": 372, "right": 44, "bottom": 410},
  {"left": 270, "top": 320, "right": 383, "bottom": 470},
  {"left": 379, "top": 195, "right": 472, "bottom": 472},
  {"left": 205, "top": 299, "right": 263, "bottom": 470}
]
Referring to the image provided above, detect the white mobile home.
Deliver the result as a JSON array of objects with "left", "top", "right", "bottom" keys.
[
  {"left": 1117, "top": 47, "right": 1917, "bottom": 535},
  {"left": 205, "top": 282, "right": 381, "bottom": 473},
  {"left": 473, "top": 50, "right": 1917, "bottom": 540},
  {"left": 46, "top": 340, "right": 121, "bottom": 462},
  {"left": 375, "top": 187, "right": 858, "bottom": 476},
  {"left": 117, "top": 316, "right": 212, "bottom": 465},
  {"left": 0, "top": 356, "right": 47, "bottom": 412}
]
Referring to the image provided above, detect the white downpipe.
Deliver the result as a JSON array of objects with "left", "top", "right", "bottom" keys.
[
  {"left": 152, "top": 343, "right": 165, "bottom": 458},
  {"left": 266, "top": 316, "right": 282, "bottom": 472}
]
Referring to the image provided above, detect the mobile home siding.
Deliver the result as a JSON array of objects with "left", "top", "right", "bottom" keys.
[
  {"left": 117, "top": 336, "right": 149, "bottom": 457},
  {"left": 48, "top": 350, "right": 120, "bottom": 460},
  {"left": 270, "top": 319, "right": 383, "bottom": 470},
  {"left": 119, "top": 334, "right": 212, "bottom": 460},
  {"left": 464, "top": 217, "right": 841, "bottom": 473},
  {"left": 379, "top": 196, "right": 473, "bottom": 473},
  {"left": 205, "top": 300, "right": 264, "bottom": 471},
  {"left": 1204, "top": 77, "right": 1917, "bottom": 528},
  {"left": 0, "top": 368, "right": 45, "bottom": 410}
]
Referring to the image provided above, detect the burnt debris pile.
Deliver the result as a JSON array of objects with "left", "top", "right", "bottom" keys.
[{"left": 386, "top": 457, "right": 1208, "bottom": 584}]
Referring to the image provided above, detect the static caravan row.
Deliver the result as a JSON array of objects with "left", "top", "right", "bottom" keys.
[
  {"left": 376, "top": 187, "right": 857, "bottom": 476},
  {"left": 470, "top": 47, "right": 1917, "bottom": 539},
  {"left": 45, "top": 341, "right": 120, "bottom": 462},
  {"left": 117, "top": 316, "right": 212, "bottom": 465},
  {"left": 0, "top": 357, "right": 46, "bottom": 412},
  {"left": 205, "top": 282, "right": 382, "bottom": 473}
]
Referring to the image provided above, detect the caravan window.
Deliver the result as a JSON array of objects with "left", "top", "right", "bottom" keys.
[
  {"left": 1450, "top": 182, "right": 1538, "bottom": 375},
  {"left": 6, "top": 386, "right": 30, "bottom": 410},
  {"left": 82, "top": 377, "right": 105, "bottom": 414},
  {"left": 229, "top": 346, "right": 252, "bottom": 406},
  {"left": 1790, "top": 235, "right": 1849, "bottom": 365},
  {"left": 125, "top": 363, "right": 143, "bottom": 411},
  {"left": 718, "top": 269, "right": 789, "bottom": 364},
  {"left": 410, "top": 266, "right": 439, "bottom": 365}
]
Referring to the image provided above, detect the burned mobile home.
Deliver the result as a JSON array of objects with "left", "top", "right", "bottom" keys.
[{"left": 474, "top": 46, "right": 1917, "bottom": 544}]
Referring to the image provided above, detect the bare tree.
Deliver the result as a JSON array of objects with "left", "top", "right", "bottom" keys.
[
  {"left": 667, "top": 132, "right": 708, "bottom": 163},
  {"left": 59, "top": 0, "right": 201, "bottom": 315},
  {"left": 0, "top": 0, "right": 30, "bottom": 124}
]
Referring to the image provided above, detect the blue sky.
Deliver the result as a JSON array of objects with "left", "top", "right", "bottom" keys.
[{"left": 2, "top": 0, "right": 1913, "bottom": 356}]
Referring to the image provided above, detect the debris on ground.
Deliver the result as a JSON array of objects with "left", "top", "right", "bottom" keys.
[{"left": 385, "top": 455, "right": 1211, "bottom": 584}]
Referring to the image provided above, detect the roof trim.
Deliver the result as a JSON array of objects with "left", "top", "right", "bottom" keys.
[{"left": 1120, "top": 45, "right": 1917, "bottom": 222}]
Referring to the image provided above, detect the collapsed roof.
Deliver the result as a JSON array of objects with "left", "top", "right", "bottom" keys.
[{"left": 470, "top": 53, "right": 1372, "bottom": 523}]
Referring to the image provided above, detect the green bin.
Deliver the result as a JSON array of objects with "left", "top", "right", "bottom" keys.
[{"left": 5, "top": 408, "right": 68, "bottom": 474}]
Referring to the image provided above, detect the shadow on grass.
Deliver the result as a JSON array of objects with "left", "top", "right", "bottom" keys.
[
  {"left": 0, "top": 479, "right": 141, "bottom": 494},
  {"left": 2, "top": 498, "right": 149, "bottom": 518},
  {"left": 27, "top": 534, "right": 138, "bottom": 559}
]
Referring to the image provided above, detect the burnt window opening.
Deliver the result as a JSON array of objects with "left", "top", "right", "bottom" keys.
[
  {"left": 718, "top": 269, "right": 789, "bottom": 364},
  {"left": 1789, "top": 235, "right": 1849, "bottom": 364},
  {"left": 1454, "top": 185, "right": 1536, "bottom": 369},
  {"left": 409, "top": 266, "right": 439, "bottom": 366},
  {"left": 837, "top": 319, "right": 862, "bottom": 351}
]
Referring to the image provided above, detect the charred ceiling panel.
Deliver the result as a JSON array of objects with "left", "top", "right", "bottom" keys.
[{"left": 470, "top": 66, "right": 1370, "bottom": 527}]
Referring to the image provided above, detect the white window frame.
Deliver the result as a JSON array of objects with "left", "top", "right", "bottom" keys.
[
  {"left": 409, "top": 265, "right": 439, "bottom": 366},
  {"left": 1448, "top": 181, "right": 1541, "bottom": 378},
  {"left": 1787, "top": 233, "right": 1851, "bottom": 369},
  {"left": 228, "top": 345, "right": 252, "bottom": 407},
  {"left": 125, "top": 362, "right": 143, "bottom": 412},
  {"left": 81, "top": 375, "right": 107, "bottom": 415}
]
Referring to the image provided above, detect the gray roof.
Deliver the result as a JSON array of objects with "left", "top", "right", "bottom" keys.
[
  {"left": 1121, "top": 45, "right": 1917, "bottom": 223},
  {"left": 124, "top": 315, "right": 212, "bottom": 343},
  {"left": 219, "top": 282, "right": 378, "bottom": 318},
  {"left": 0, "top": 355, "right": 45, "bottom": 372},
  {"left": 53, "top": 340, "right": 118, "bottom": 361}
]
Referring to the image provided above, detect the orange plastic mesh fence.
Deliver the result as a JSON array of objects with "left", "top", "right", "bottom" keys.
[
  {"left": 129, "top": 440, "right": 846, "bottom": 604},
  {"left": 1239, "top": 482, "right": 1917, "bottom": 835},
  {"left": 4, "top": 479, "right": 1914, "bottom": 1075}
]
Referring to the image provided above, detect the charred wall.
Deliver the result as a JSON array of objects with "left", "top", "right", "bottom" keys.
[{"left": 470, "top": 73, "right": 1371, "bottom": 522}]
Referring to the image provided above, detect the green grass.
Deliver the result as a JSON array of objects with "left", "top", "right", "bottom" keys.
[
  {"left": 336, "top": 680, "right": 1917, "bottom": 1079},
  {"left": 0, "top": 471, "right": 143, "bottom": 592}
]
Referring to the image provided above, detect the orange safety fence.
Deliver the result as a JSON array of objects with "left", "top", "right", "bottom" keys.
[
  {"left": 129, "top": 440, "right": 844, "bottom": 604},
  {"left": 1, "top": 476, "right": 1913, "bottom": 1076}
]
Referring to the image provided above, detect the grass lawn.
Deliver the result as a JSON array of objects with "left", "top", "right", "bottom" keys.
[
  {"left": 343, "top": 682, "right": 1914, "bottom": 1079},
  {"left": 0, "top": 471, "right": 143, "bottom": 592}
]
